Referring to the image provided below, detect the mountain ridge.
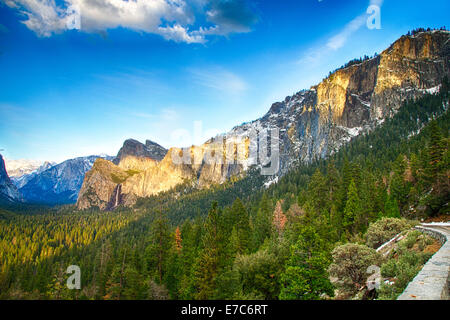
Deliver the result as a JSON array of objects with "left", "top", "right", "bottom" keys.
[
  {"left": 4, "top": 159, "right": 46, "bottom": 178},
  {"left": 72, "top": 30, "right": 448, "bottom": 209},
  {"left": 11, "top": 161, "right": 56, "bottom": 189},
  {"left": 113, "top": 139, "right": 168, "bottom": 165},
  {"left": 19, "top": 155, "right": 114, "bottom": 205}
]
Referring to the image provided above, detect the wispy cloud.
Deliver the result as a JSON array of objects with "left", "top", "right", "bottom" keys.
[
  {"left": 129, "top": 112, "right": 155, "bottom": 120},
  {"left": 129, "top": 108, "right": 180, "bottom": 124},
  {"left": 327, "top": 0, "right": 383, "bottom": 50},
  {"left": 299, "top": 0, "right": 383, "bottom": 66},
  {"left": 4, "top": 0, "right": 259, "bottom": 43},
  {"left": 326, "top": 15, "right": 367, "bottom": 50},
  {"left": 188, "top": 67, "right": 248, "bottom": 94},
  {"left": 94, "top": 70, "right": 168, "bottom": 92},
  {"left": 0, "top": 103, "right": 38, "bottom": 124}
]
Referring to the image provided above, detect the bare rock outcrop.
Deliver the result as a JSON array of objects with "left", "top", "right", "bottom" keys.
[{"left": 77, "top": 30, "right": 450, "bottom": 210}]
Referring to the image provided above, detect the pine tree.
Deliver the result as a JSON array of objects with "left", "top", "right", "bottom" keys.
[
  {"left": 384, "top": 194, "right": 400, "bottom": 218},
  {"left": 146, "top": 210, "right": 171, "bottom": 284},
  {"left": 390, "top": 155, "right": 409, "bottom": 212},
  {"left": 279, "top": 225, "right": 334, "bottom": 300},
  {"left": 252, "top": 193, "right": 272, "bottom": 248},
  {"left": 425, "top": 120, "right": 445, "bottom": 186},
  {"left": 272, "top": 201, "right": 287, "bottom": 238},
  {"left": 178, "top": 220, "right": 200, "bottom": 299},
  {"left": 326, "top": 161, "right": 340, "bottom": 209},
  {"left": 339, "top": 158, "right": 352, "bottom": 211},
  {"left": 194, "top": 202, "right": 224, "bottom": 299},
  {"left": 175, "top": 227, "right": 182, "bottom": 253},
  {"left": 308, "top": 169, "right": 328, "bottom": 212},
  {"left": 410, "top": 153, "right": 420, "bottom": 183},
  {"left": 47, "top": 266, "right": 71, "bottom": 300},
  {"left": 230, "top": 198, "right": 251, "bottom": 254},
  {"left": 343, "top": 180, "right": 363, "bottom": 234},
  {"left": 104, "top": 249, "right": 127, "bottom": 301}
]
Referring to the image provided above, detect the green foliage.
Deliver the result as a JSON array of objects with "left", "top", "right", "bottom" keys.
[
  {"left": 251, "top": 193, "right": 273, "bottom": 250},
  {"left": 343, "top": 180, "right": 363, "bottom": 234},
  {"left": 110, "top": 173, "right": 127, "bottom": 184},
  {"left": 145, "top": 210, "right": 172, "bottom": 284},
  {"left": 227, "top": 198, "right": 251, "bottom": 255},
  {"left": 328, "top": 243, "right": 381, "bottom": 296},
  {"left": 0, "top": 81, "right": 448, "bottom": 300},
  {"left": 193, "top": 202, "right": 228, "bottom": 299},
  {"left": 384, "top": 194, "right": 401, "bottom": 218},
  {"left": 279, "top": 225, "right": 334, "bottom": 300},
  {"left": 378, "top": 231, "right": 435, "bottom": 300},
  {"left": 365, "top": 218, "right": 413, "bottom": 249},
  {"left": 233, "top": 249, "right": 281, "bottom": 299},
  {"left": 125, "top": 169, "right": 141, "bottom": 176}
]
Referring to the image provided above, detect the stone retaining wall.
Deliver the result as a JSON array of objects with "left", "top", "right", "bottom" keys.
[{"left": 397, "top": 224, "right": 449, "bottom": 300}]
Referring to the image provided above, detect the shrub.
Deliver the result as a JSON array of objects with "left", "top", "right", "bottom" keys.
[
  {"left": 377, "top": 283, "right": 399, "bottom": 300},
  {"left": 365, "top": 218, "right": 412, "bottom": 249},
  {"left": 380, "top": 259, "right": 397, "bottom": 278},
  {"left": 328, "top": 243, "right": 381, "bottom": 296},
  {"left": 233, "top": 249, "right": 281, "bottom": 300},
  {"left": 378, "top": 233, "right": 435, "bottom": 300},
  {"left": 403, "top": 230, "right": 421, "bottom": 249}
]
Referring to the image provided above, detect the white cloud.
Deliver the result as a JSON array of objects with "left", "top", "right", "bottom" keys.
[
  {"left": 158, "top": 24, "right": 206, "bottom": 43},
  {"left": 5, "top": 0, "right": 259, "bottom": 43},
  {"left": 7, "top": 0, "right": 68, "bottom": 37},
  {"left": 189, "top": 67, "right": 248, "bottom": 94}
]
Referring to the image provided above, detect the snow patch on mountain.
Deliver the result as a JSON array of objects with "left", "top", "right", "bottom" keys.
[
  {"left": 4, "top": 159, "right": 46, "bottom": 177},
  {"left": 19, "top": 155, "right": 114, "bottom": 205}
]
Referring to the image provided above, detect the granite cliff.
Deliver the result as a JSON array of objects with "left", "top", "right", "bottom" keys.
[
  {"left": 0, "top": 154, "right": 23, "bottom": 204},
  {"left": 77, "top": 30, "right": 450, "bottom": 210},
  {"left": 113, "top": 139, "right": 168, "bottom": 164}
]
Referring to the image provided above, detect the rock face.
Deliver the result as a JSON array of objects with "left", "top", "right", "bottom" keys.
[
  {"left": 113, "top": 139, "right": 167, "bottom": 164},
  {"left": 226, "top": 30, "right": 450, "bottom": 174},
  {"left": 77, "top": 30, "right": 450, "bottom": 210},
  {"left": 0, "top": 154, "right": 23, "bottom": 204},
  {"left": 77, "top": 141, "right": 248, "bottom": 210},
  {"left": 76, "top": 158, "right": 132, "bottom": 210},
  {"left": 20, "top": 155, "right": 113, "bottom": 205}
]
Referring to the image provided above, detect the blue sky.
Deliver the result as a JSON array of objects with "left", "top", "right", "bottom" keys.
[{"left": 0, "top": 0, "right": 449, "bottom": 163}]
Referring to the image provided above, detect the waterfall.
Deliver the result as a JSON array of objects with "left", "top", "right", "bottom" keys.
[{"left": 114, "top": 184, "right": 121, "bottom": 208}]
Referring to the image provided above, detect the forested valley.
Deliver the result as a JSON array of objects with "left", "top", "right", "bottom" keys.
[{"left": 0, "top": 78, "right": 448, "bottom": 300}]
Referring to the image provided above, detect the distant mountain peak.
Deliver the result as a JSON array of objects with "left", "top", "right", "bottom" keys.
[
  {"left": 113, "top": 138, "right": 168, "bottom": 164},
  {"left": 10, "top": 160, "right": 56, "bottom": 189},
  {"left": 4, "top": 158, "right": 47, "bottom": 178},
  {"left": 18, "top": 154, "right": 113, "bottom": 205}
]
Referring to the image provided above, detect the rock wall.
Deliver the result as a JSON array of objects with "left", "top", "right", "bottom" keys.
[
  {"left": 0, "top": 154, "right": 23, "bottom": 203},
  {"left": 77, "top": 139, "right": 249, "bottom": 210},
  {"left": 397, "top": 224, "right": 450, "bottom": 300},
  {"left": 77, "top": 30, "right": 450, "bottom": 210}
]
